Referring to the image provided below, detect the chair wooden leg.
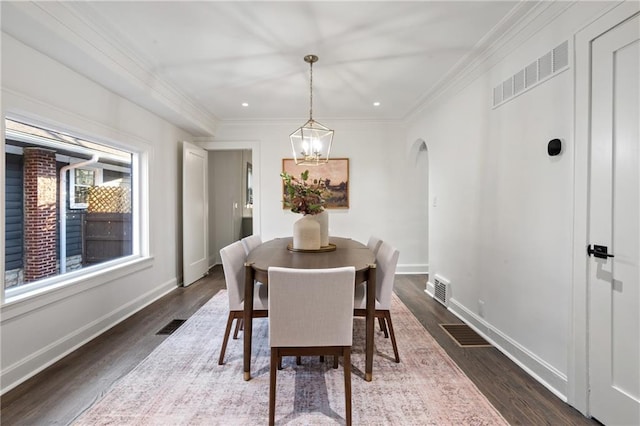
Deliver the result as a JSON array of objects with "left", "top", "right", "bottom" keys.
[
  {"left": 385, "top": 311, "right": 400, "bottom": 363},
  {"left": 296, "top": 356, "right": 302, "bottom": 365},
  {"left": 333, "top": 355, "right": 339, "bottom": 369},
  {"left": 233, "top": 318, "right": 243, "bottom": 339},
  {"left": 269, "top": 348, "right": 277, "bottom": 426},
  {"left": 343, "top": 347, "right": 352, "bottom": 426},
  {"left": 278, "top": 356, "right": 283, "bottom": 370},
  {"left": 218, "top": 312, "right": 234, "bottom": 365},
  {"left": 319, "top": 356, "right": 325, "bottom": 363},
  {"left": 378, "top": 317, "right": 389, "bottom": 338}
]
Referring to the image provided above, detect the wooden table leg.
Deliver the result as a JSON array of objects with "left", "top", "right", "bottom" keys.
[
  {"left": 365, "top": 264, "right": 376, "bottom": 381},
  {"left": 243, "top": 263, "right": 254, "bottom": 381}
]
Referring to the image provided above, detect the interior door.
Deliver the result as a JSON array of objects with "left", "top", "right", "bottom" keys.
[
  {"left": 182, "top": 141, "right": 209, "bottom": 287},
  {"left": 588, "top": 13, "right": 640, "bottom": 425}
]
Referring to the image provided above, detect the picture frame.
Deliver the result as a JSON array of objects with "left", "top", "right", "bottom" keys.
[{"left": 282, "top": 158, "right": 349, "bottom": 209}]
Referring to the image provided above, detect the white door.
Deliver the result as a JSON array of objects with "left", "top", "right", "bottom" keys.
[
  {"left": 182, "top": 141, "right": 209, "bottom": 286},
  {"left": 588, "top": 13, "right": 640, "bottom": 426}
]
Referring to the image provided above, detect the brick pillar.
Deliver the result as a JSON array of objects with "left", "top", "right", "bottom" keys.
[{"left": 23, "top": 148, "right": 58, "bottom": 282}]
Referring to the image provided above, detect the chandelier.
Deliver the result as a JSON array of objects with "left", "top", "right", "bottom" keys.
[{"left": 289, "top": 54, "right": 334, "bottom": 166}]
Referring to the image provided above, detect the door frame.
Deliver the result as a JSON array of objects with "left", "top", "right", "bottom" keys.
[
  {"left": 194, "top": 140, "right": 261, "bottom": 239},
  {"left": 570, "top": 1, "right": 640, "bottom": 415}
]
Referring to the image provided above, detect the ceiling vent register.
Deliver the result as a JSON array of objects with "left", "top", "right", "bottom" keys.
[{"left": 493, "top": 40, "right": 569, "bottom": 108}]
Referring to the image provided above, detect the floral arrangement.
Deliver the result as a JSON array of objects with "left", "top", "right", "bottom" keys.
[{"left": 280, "top": 170, "right": 327, "bottom": 215}]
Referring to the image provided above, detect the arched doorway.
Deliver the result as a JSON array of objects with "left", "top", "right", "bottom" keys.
[{"left": 410, "top": 138, "right": 429, "bottom": 284}]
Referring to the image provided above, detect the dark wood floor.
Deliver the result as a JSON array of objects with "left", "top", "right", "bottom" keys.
[{"left": 1, "top": 267, "right": 597, "bottom": 425}]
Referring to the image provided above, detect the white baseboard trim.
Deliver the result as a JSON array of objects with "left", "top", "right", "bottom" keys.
[
  {"left": 1, "top": 278, "right": 177, "bottom": 395},
  {"left": 209, "top": 256, "right": 218, "bottom": 269},
  {"left": 425, "top": 280, "right": 435, "bottom": 297},
  {"left": 396, "top": 264, "right": 428, "bottom": 274},
  {"left": 447, "top": 298, "right": 568, "bottom": 401}
]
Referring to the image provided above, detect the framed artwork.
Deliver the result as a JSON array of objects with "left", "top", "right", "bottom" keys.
[{"left": 282, "top": 158, "right": 349, "bottom": 209}]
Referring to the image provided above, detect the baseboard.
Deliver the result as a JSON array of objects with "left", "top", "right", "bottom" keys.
[
  {"left": 422, "top": 285, "right": 568, "bottom": 401},
  {"left": 1, "top": 278, "right": 177, "bottom": 395},
  {"left": 208, "top": 255, "right": 217, "bottom": 271},
  {"left": 447, "top": 298, "right": 568, "bottom": 401},
  {"left": 425, "top": 280, "right": 435, "bottom": 297},
  {"left": 396, "top": 263, "right": 428, "bottom": 275}
]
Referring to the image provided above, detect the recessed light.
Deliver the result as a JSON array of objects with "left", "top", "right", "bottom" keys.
[
  {"left": 242, "top": 102, "right": 249, "bottom": 107},
  {"left": 373, "top": 102, "right": 381, "bottom": 107}
]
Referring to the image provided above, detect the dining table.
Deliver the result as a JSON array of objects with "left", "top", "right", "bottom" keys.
[{"left": 243, "top": 236, "right": 377, "bottom": 382}]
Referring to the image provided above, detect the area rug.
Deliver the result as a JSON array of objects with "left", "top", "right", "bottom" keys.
[{"left": 73, "top": 291, "right": 508, "bottom": 425}]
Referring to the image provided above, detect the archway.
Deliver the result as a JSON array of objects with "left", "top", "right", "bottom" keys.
[{"left": 410, "top": 138, "right": 429, "bottom": 283}]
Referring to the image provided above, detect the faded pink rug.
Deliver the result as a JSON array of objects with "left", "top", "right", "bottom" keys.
[{"left": 73, "top": 291, "right": 508, "bottom": 425}]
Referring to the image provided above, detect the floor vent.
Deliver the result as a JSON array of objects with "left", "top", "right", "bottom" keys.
[
  {"left": 440, "top": 324, "right": 492, "bottom": 347},
  {"left": 433, "top": 275, "right": 450, "bottom": 306},
  {"left": 156, "top": 319, "right": 187, "bottom": 335}
]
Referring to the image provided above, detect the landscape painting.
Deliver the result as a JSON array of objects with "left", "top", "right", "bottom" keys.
[{"left": 282, "top": 158, "right": 349, "bottom": 209}]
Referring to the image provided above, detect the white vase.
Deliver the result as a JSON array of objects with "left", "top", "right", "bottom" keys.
[
  {"left": 313, "top": 210, "right": 329, "bottom": 247},
  {"left": 293, "top": 215, "right": 321, "bottom": 250}
]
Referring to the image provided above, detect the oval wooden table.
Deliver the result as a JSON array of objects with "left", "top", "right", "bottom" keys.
[{"left": 244, "top": 236, "right": 377, "bottom": 382}]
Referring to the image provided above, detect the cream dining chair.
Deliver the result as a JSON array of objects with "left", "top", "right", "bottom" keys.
[
  {"left": 268, "top": 266, "right": 355, "bottom": 426},
  {"left": 366, "top": 235, "right": 383, "bottom": 256},
  {"left": 241, "top": 234, "right": 262, "bottom": 255},
  {"left": 354, "top": 240, "right": 400, "bottom": 363},
  {"left": 218, "top": 240, "right": 268, "bottom": 365}
]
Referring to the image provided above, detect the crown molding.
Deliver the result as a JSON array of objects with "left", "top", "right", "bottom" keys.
[
  {"left": 218, "top": 116, "right": 404, "bottom": 127},
  {"left": 2, "top": 2, "right": 218, "bottom": 137},
  {"left": 404, "top": 1, "right": 577, "bottom": 123}
]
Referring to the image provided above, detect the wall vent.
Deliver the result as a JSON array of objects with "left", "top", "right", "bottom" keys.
[
  {"left": 433, "top": 275, "right": 451, "bottom": 307},
  {"left": 525, "top": 60, "right": 538, "bottom": 88},
  {"left": 553, "top": 41, "right": 569, "bottom": 71},
  {"left": 513, "top": 69, "right": 525, "bottom": 95},
  {"left": 493, "top": 40, "right": 570, "bottom": 108},
  {"left": 493, "top": 85, "right": 502, "bottom": 105}
]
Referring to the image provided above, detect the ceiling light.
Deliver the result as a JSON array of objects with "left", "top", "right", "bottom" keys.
[
  {"left": 289, "top": 54, "right": 333, "bottom": 166},
  {"left": 242, "top": 102, "right": 249, "bottom": 107},
  {"left": 373, "top": 102, "right": 381, "bottom": 107}
]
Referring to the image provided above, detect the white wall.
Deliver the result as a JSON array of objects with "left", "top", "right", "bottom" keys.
[
  {"left": 209, "top": 120, "right": 429, "bottom": 274},
  {"left": 406, "top": 2, "right": 616, "bottom": 401},
  {"left": 0, "top": 33, "right": 191, "bottom": 393}
]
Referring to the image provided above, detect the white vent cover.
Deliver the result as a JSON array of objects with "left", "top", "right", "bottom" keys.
[
  {"left": 433, "top": 275, "right": 450, "bottom": 307},
  {"left": 513, "top": 69, "right": 525, "bottom": 95},
  {"left": 493, "top": 40, "right": 570, "bottom": 108},
  {"left": 553, "top": 41, "right": 569, "bottom": 71},
  {"left": 538, "top": 51, "right": 553, "bottom": 80}
]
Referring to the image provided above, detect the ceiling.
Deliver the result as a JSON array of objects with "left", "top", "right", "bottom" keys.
[{"left": 2, "top": 1, "right": 529, "bottom": 135}]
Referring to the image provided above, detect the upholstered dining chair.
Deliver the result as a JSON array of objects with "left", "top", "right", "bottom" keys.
[
  {"left": 218, "top": 240, "right": 268, "bottom": 365},
  {"left": 354, "top": 241, "right": 401, "bottom": 363},
  {"left": 366, "top": 235, "right": 383, "bottom": 255},
  {"left": 241, "top": 234, "right": 262, "bottom": 255},
  {"left": 268, "top": 266, "right": 356, "bottom": 426}
]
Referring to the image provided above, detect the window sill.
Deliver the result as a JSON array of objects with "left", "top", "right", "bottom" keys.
[{"left": 1, "top": 256, "right": 154, "bottom": 322}]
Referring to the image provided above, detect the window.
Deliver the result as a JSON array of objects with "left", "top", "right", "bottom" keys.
[
  {"left": 70, "top": 167, "right": 101, "bottom": 209},
  {"left": 4, "top": 118, "right": 142, "bottom": 299}
]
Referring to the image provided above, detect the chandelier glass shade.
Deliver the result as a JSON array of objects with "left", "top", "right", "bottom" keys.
[{"left": 290, "top": 55, "right": 333, "bottom": 166}]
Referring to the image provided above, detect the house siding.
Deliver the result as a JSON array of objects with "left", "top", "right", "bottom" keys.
[
  {"left": 56, "top": 161, "right": 84, "bottom": 259},
  {"left": 5, "top": 153, "right": 23, "bottom": 271}
]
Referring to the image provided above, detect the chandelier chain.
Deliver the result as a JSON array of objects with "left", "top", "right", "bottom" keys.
[{"left": 309, "top": 61, "right": 313, "bottom": 120}]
